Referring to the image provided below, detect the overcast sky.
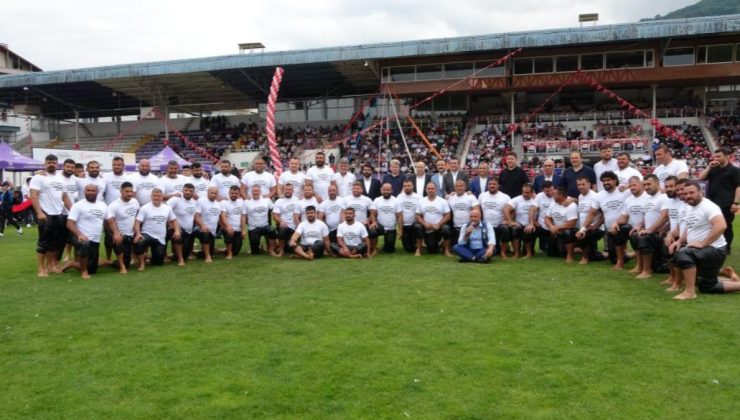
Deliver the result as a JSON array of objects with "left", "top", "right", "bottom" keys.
[{"left": 2, "top": 0, "right": 697, "bottom": 71}]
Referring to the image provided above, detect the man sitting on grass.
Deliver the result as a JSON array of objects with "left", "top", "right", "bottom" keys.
[
  {"left": 288, "top": 205, "right": 332, "bottom": 260},
  {"left": 452, "top": 208, "right": 495, "bottom": 263},
  {"left": 332, "top": 207, "right": 371, "bottom": 259}
]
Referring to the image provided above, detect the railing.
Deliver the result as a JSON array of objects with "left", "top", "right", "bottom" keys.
[
  {"left": 471, "top": 107, "right": 703, "bottom": 125},
  {"left": 521, "top": 138, "right": 650, "bottom": 155}
]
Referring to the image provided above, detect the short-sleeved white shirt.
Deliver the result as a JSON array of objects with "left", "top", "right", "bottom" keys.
[
  {"left": 136, "top": 202, "right": 176, "bottom": 245},
  {"left": 665, "top": 197, "right": 685, "bottom": 232},
  {"left": 129, "top": 172, "right": 163, "bottom": 205},
  {"left": 653, "top": 159, "right": 689, "bottom": 187},
  {"left": 318, "top": 197, "right": 345, "bottom": 231},
  {"left": 244, "top": 197, "right": 273, "bottom": 230},
  {"left": 447, "top": 193, "right": 479, "bottom": 228},
  {"left": 397, "top": 192, "right": 422, "bottom": 226},
  {"left": 621, "top": 192, "right": 648, "bottom": 227},
  {"left": 371, "top": 196, "right": 400, "bottom": 230},
  {"left": 297, "top": 197, "right": 320, "bottom": 222},
  {"left": 684, "top": 198, "right": 727, "bottom": 249},
  {"left": 532, "top": 192, "right": 554, "bottom": 229},
  {"left": 241, "top": 170, "right": 276, "bottom": 198},
  {"left": 196, "top": 198, "right": 222, "bottom": 233},
  {"left": 188, "top": 176, "right": 210, "bottom": 197},
  {"left": 278, "top": 171, "right": 307, "bottom": 199},
  {"left": 416, "top": 196, "right": 451, "bottom": 226},
  {"left": 29, "top": 173, "right": 66, "bottom": 215},
  {"left": 103, "top": 172, "right": 129, "bottom": 204},
  {"left": 68, "top": 199, "right": 107, "bottom": 243},
  {"left": 337, "top": 221, "right": 368, "bottom": 247},
  {"left": 509, "top": 195, "right": 536, "bottom": 226},
  {"left": 546, "top": 201, "right": 578, "bottom": 227},
  {"left": 273, "top": 197, "right": 300, "bottom": 229},
  {"left": 306, "top": 165, "right": 335, "bottom": 200},
  {"left": 478, "top": 191, "right": 510, "bottom": 227},
  {"left": 615, "top": 166, "right": 643, "bottom": 190},
  {"left": 643, "top": 192, "right": 669, "bottom": 230},
  {"left": 220, "top": 198, "right": 245, "bottom": 232},
  {"left": 75, "top": 175, "right": 107, "bottom": 203},
  {"left": 105, "top": 197, "right": 140, "bottom": 236},
  {"left": 332, "top": 172, "right": 356, "bottom": 197},
  {"left": 210, "top": 173, "right": 240, "bottom": 199},
  {"left": 161, "top": 175, "right": 187, "bottom": 198},
  {"left": 167, "top": 196, "right": 198, "bottom": 233},
  {"left": 577, "top": 191, "right": 602, "bottom": 230},
  {"left": 295, "top": 220, "right": 330, "bottom": 245},
  {"left": 594, "top": 158, "right": 619, "bottom": 191},
  {"left": 591, "top": 189, "right": 625, "bottom": 228},
  {"left": 343, "top": 194, "right": 373, "bottom": 224}
]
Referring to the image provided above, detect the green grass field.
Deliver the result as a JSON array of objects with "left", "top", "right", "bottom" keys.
[{"left": 1, "top": 226, "right": 739, "bottom": 419}]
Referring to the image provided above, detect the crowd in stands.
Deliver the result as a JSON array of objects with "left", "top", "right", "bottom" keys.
[{"left": 709, "top": 115, "right": 740, "bottom": 147}]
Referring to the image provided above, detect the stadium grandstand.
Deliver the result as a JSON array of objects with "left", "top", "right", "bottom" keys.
[{"left": 1, "top": 14, "right": 740, "bottom": 178}]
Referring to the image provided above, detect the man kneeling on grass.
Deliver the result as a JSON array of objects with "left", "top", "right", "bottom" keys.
[
  {"left": 288, "top": 205, "right": 332, "bottom": 260},
  {"left": 452, "top": 208, "right": 495, "bottom": 263},
  {"left": 134, "top": 188, "right": 179, "bottom": 271},
  {"left": 331, "top": 207, "right": 372, "bottom": 259},
  {"left": 669, "top": 182, "right": 740, "bottom": 300},
  {"left": 63, "top": 184, "right": 107, "bottom": 279}
]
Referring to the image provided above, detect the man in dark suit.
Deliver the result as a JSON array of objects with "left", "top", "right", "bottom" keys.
[
  {"left": 430, "top": 160, "right": 446, "bottom": 195},
  {"left": 470, "top": 161, "right": 491, "bottom": 198},
  {"left": 408, "top": 161, "right": 432, "bottom": 197},
  {"left": 359, "top": 164, "right": 381, "bottom": 200},
  {"left": 498, "top": 152, "right": 529, "bottom": 198},
  {"left": 533, "top": 159, "right": 564, "bottom": 193},
  {"left": 442, "top": 158, "right": 469, "bottom": 197}
]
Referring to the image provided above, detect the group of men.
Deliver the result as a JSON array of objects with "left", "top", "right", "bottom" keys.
[{"left": 27, "top": 144, "right": 740, "bottom": 300}]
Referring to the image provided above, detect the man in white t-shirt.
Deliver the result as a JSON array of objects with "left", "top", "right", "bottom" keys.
[
  {"left": 634, "top": 174, "right": 670, "bottom": 279},
  {"left": 369, "top": 183, "right": 402, "bottom": 254},
  {"left": 652, "top": 144, "right": 689, "bottom": 188},
  {"left": 614, "top": 152, "right": 643, "bottom": 193},
  {"left": 318, "top": 184, "right": 345, "bottom": 244},
  {"left": 580, "top": 171, "right": 627, "bottom": 269},
  {"left": 63, "top": 184, "right": 107, "bottom": 279},
  {"left": 415, "top": 182, "right": 452, "bottom": 256},
  {"left": 305, "top": 151, "right": 334, "bottom": 201},
  {"left": 477, "top": 178, "right": 512, "bottom": 258},
  {"left": 670, "top": 182, "right": 739, "bottom": 300},
  {"left": 220, "top": 185, "right": 246, "bottom": 259},
  {"left": 447, "top": 179, "right": 480, "bottom": 250},
  {"left": 397, "top": 179, "right": 422, "bottom": 253},
  {"left": 544, "top": 186, "right": 578, "bottom": 263},
  {"left": 528, "top": 181, "right": 555, "bottom": 257},
  {"left": 273, "top": 183, "right": 301, "bottom": 257},
  {"left": 662, "top": 177, "right": 688, "bottom": 289},
  {"left": 102, "top": 156, "right": 130, "bottom": 263},
  {"left": 297, "top": 184, "right": 320, "bottom": 223},
  {"left": 594, "top": 144, "right": 619, "bottom": 192},
  {"left": 167, "top": 183, "right": 199, "bottom": 266},
  {"left": 343, "top": 182, "right": 373, "bottom": 227},
  {"left": 194, "top": 186, "right": 221, "bottom": 263},
  {"left": 573, "top": 177, "right": 605, "bottom": 265},
  {"left": 105, "top": 181, "right": 140, "bottom": 274},
  {"left": 504, "top": 183, "right": 536, "bottom": 258},
  {"left": 161, "top": 160, "right": 187, "bottom": 200},
  {"left": 278, "top": 157, "right": 307, "bottom": 199},
  {"left": 611, "top": 176, "right": 647, "bottom": 271},
  {"left": 331, "top": 158, "right": 356, "bottom": 198},
  {"left": 188, "top": 162, "right": 211, "bottom": 199},
  {"left": 210, "top": 159, "right": 241, "bottom": 200},
  {"left": 75, "top": 161, "right": 107, "bottom": 203},
  {"left": 240, "top": 158, "right": 276, "bottom": 199},
  {"left": 134, "top": 188, "right": 179, "bottom": 270},
  {"left": 244, "top": 184, "right": 276, "bottom": 256},
  {"left": 30, "top": 154, "right": 72, "bottom": 277},
  {"left": 129, "top": 159, "right": 163, "bottom": 206},
  {"left": 289, "top": 205, "right": 332, "bottom": 260},
  {"left": 331, "top": 207, "right": 371, "bottom": 258}
]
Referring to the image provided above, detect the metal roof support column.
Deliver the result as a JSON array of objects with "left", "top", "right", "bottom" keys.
[
  {"left": 510, "top": 93, "right": 515, "bottom": 146},
  {"left": 651, "top": 84, "right": 657, "bottom": 138},
  {"left": 74, "top": 109, "right": 79, "bottom": 146},
  {"left": 164, "top": 105, "right": 170, "bottom": 144}
]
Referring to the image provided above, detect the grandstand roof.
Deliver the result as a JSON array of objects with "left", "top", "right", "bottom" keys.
[{"left": 1, "top": 14, "right": 739, "bottom": 119}]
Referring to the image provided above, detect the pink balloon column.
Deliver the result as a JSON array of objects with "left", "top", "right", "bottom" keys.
[{"left": 266, "top": 67, "right": 285, "bottom": 179}]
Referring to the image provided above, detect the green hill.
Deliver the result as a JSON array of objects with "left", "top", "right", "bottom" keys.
[{"left": 644, "top": 0, "right": 740, "bottom": 21}]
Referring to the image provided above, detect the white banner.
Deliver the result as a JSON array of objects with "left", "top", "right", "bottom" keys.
[{"left": 32, "top": 148, "right": 136, "bottom": 171}]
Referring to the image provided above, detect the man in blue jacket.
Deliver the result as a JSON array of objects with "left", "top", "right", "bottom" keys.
[
  {"left": 452, "top": 208, "right": 495, "bottom": 263},
  {"left": 533, "top": 159, "right": 564, "bottom": 193}
]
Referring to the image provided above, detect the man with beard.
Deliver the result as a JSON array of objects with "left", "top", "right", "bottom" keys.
[
  {"left": 453, "top": 208, "right": 495, "bottom": 263},
  {"left": 574, "top": 177, "right": 604, "bottom": 265},
  {"left": 167, "top": 183, "right": 198, "bottom": 266},
  {"left": 447, "top": 179, "right": 480, "bottom": 249},
  {"left": 161, "top": 160, "right": 187, "bottom": 200},
  {"left": 58, "top": 158, "right": 79, "bottom": 262},
  {"left": 134, "top": 188, "right": 179, "bottom": 270},
  {"left": 498, "top": 152, "right": 529, "bottom": 199},
  {"left": 478, "top": 178, "right": 511, "bottom": 258},
  {"left": 194, "top": 186, "right": 221, "bottom": 263},
  {"left": 273, "top": 183, "right": 301, "bottom": 257},
  {"left": 318, "top": 184, "right": 345, "bottom": 244},
  {"left": 397, "top": 179, "right": 423, "bottom": 253},
  {"left": 306, "top": 151, "right": 334, "bottom": 201},
  {"left": 359, "top": 164, "right": 381, "bottom": 200},
  {"left": 382, "top": 159, "right": 405, "bottom": 196},
  {"left": 210, "top": 159, "right": 240, "bottom": 199},
  {"left": 220, "top": 185, "right": 246, "bottom": 260},
  {"left": 611, "top": 176, "right": 647, "bottom": 273},
  {"left": 528, "top": 181, "right": 555, "bottom": 256},
  {"left": 504, "top": 183, "right": 537, "bottom": 259},
  {"left": 580, "top": 171, "right": 627, "bottom": 270},
  {"left": 129, "top": 159, "right": 163, "bottom": 206},
  {"left": 698, "top": 148, "right": 740, "bottom": 254},
  {"left": 662, "top": 177, "right": 687, "bottom": 289},
  {"left": 634, "top": 174, "right": 671, "bottom": 279},
  {"left": 614, "top": 152, "right": 643, "bottom": 193},
  {"left": 344, "top": 181, "right": 373, "bottom": 228},
  {"left": 62, "top": 184, "right": 107, "bottom": 279},
  {"left": 278, "top": 157, "right": 307, "bottom": 199},
  {"left": 289, "top": 205, "right": 332, "bottom": 260},
  {"left": 331, "top": 158, "right": 356, "bottom": 198},
  {"left": 30, "top": 155, "right": 72, "bottom": 277},
  {"left": 369, "top": 183, "right": 403, "bottom": 254},
  {"left": 297, "top": 184, "right": 320, "bottom": 223},
  {"left": 594, "top": 144, "right": 619, "bottom": 192},
  {"left": 431, "top": 160, "right": 447, "bottom": 195},
  {"left": 670, "top": 182, "right": 739, "bottom": 300},
  {"left": 188, "top": 162, "right": 210, "bottom": 199},
  {"left": 545, "top": 187, "right": 579, "bottom": 263},
  {"left": 105, "top": 181, "right": 140, "bottom": 274},
  {"left": 240, "top": 158, "right": 276, "bottom": 199},
  {"left": 244, "top": 185, "right": 277, "bottom": 256},
  {"left": 103, "top": 156, "right": 130, "bottom": 262},
  {"left": 332, "top": 207, "right": 371, "bottom": 258},
  {"left": 653, "top": 145, "right": 689, "bottom": 188},
  {"left": 415, "top": 182, "right": 452, "bottom": 256}
]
